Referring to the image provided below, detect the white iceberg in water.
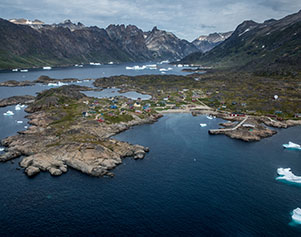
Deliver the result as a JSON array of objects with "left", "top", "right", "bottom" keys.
[
  {"left": 3, "top": 110, "right": 14, "bottom": 116},
  {"left": 276, "top": 168, "right": 301, "bottom": 184},
  {"left": 17, "top": 121, "right": 23, "bottom": 124},
  {"left": 48, "top": 82, "right": 68, "bottom": 87},
  {"left": 0, "top": 147, "right": 4, "bottom": 151},
  {"left": 43, "top": 66, "right": 52, "bottom": 70},
  {"left": 292, "top": 208, "right": 301, "bottom": 224},
  {"left": 200, "top": 123, "right": 207, "bottom": 127},
  {"left": 207, "top": 115, "right": 214, "bottom": 120},
  {"left": 15, "top": 104, "right": 22, "bottom": 110},
  {"left": 125, "top": 65, "right": 146, "bottom": 70},
  {"left": 283, "top": 141, "right": 301, "bottom": 150}
]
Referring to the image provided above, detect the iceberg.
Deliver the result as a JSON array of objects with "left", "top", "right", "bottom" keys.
[
  {"left": 43, "top": 66, "right": 52, "bottom": 70},
  {"left": 207, "top": 115, "right": 213, "bottom": 120},
  {"left": 0, "top": 147, "right": 4, "bottom": 152},
  {"left": 125, "top": 65, "right": 146, "bottom": 70},
  {"left": 20, "top": 69, "right": 28, "bottom": 72},
  {"left": 283, "top": 141, "right": 301, "bottom": 150},
  {"left": 276, "top": 168, "right": 301, "bottom": 184},
  {"left": 292, "top": 208, "right": 301, "bottom": 224},
  {"left": 15, "top": 104, "right": 21, "bottom": 111},
  {"left": 159, "top": 60, "right": 169, "bottom": 64},
  {"left": 200, "top": 123, "right": 207, "bottom": 127},
  {"left": 3, "top": 110, "right": 14, "bottom": 116},
  {"left": 177, "top": 64, "right": 183, "bottom": 67},
  {"left": 47, "top": 82, "right": 68, "bottom": 87},
  {"left": 17, "top": 121, "right": 23, "bottom": 124},
  {"left": 12, "top": 69, "right": 18, "bottom": 72}
]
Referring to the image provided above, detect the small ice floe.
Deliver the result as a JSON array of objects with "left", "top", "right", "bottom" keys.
[
  {"left": 108, "top": 61, "right": 114, "bottom": 64},
  {"left": 283, "top": 142, "right": 301, "bottom": 150},
  {"left": 207, "top": 115, "right": 214, "bottom": 120},
  {"left": 177, "top": 64, "right": 183, "bottom": 67},
  {"left": 159, "top": 60, "right": 169, "bottom": 64},
  {"left": 161, "top": 71, "right": 166, "bottom": 74},
  {"left": 3, "top": 110, "right": 14, "bottom": 116},
  {"left": 83, "top": 79, "right": 90, "bottom": 82},
  {"left": 20, "top": 69, "right": 28, "bottom": 72},
  {"left": 47, "top": 82, "right": 68, "bottom": 87},
  {"left": 76, "top": 80, "right": 83, "bottom": 84},
  {"left": 145, "top": 64, "right": 157, "bottom": 69},
  {"left": 15, "top": 104, "right": 21, "bottom": 111},
  {"left": 292, "top": 208, "right": 301, "bottom": 224},
  {"left": 200, "top": 123, "right": 207, "bottom": 127},
  {"left": 24, "top": 126, "right": 28, "bottom": 129},
  {"left": 90, "top": 62, "right": 101, "bottom": 66},
  {"left": 0, "top": 147, "right": 4, "bottom": 152},
  {"left": 125, "top": 65, "right": 146, "bottom": 70},
  {"left": 43, "top": 66, "right": 52, "bottom": 70},
  {"left": 16, "top": 120, "right": 23, "bottom": 124},
  {"left": 12, "top": 69, "right": 18, "bottom": 72},
  {"left": 276, "top": 168, "right": 301, "bottom": 184}
]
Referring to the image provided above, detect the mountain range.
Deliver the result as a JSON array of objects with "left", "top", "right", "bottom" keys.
[
  {"left": 182, "top": 10, "right": 301, "bottom": 73},
  {"left": 0, "top": 19, "right": 202, "bottom": 69},
  {"left": 192, "top": 31, "right": 233, "bottom": 52}
]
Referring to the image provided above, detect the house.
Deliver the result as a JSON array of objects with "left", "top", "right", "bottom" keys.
[
  {"left": 243, "top": 124, "right": 255, "bottom": 128},
  {"left": 295, "top": 113, "right": 301, "bottom": 118},
  {"left": 134, "top": 102, "right": 141, "bottom": 108},
  {"left": 230, "top": 112, "right": 245, "bottom": 117}
]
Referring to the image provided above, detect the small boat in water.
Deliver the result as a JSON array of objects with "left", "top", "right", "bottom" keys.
[
  {"left": 200, "top": 123, "right": 207, "bottom": 127},
  {"left": 43, "top": 66, "right": 52, "bottom": 70},
  {"left": 20, "top": 69, "right": 28, "bottom": 72},
  {"left": 283, "top": 141, "right": 301, "bottom": 150},
  {"left": 12, "top": 68, "right": 18, "bottom": 72}
]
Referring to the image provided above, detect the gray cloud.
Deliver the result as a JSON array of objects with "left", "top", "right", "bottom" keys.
[{"left": 0, "top": 0, "right": 300, "bottom": 41}]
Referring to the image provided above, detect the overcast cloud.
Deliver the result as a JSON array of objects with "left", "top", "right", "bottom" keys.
[{"left": 0, "top": 0, "right": 300, "bottom": 41}]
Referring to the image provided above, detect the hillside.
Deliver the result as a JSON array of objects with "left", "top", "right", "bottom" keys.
[
  {"left": 182, "top": 10, "right": 301, "bottom": 74},
  {"left": 0, "top": 19, "right": 198, "bottom": 69}
]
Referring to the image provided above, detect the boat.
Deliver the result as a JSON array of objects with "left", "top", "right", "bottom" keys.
[
  {"left": 283, "top": 141, "right": 301, "bottom": 150},
  {"left": 43, "top": 66, "right": 52, "bottom": 70},
  {"left": 200, "top": 123, "right": 207, "bottom": 127},
  {"left": 206, "top": 115, "right": 213, "bottom": 120},
  {"left": 20, "top": 69, "right": 28, "bottom": 72},
  {"left": 12, "top": 69, "right": 18, "bottom": 72}
]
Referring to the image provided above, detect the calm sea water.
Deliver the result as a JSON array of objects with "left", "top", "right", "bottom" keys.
[{"left": 0, "top": 65, "right": 301, "bottom": 236}]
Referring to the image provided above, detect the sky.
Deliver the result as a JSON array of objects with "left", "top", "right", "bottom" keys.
[{"left": 0, "top": 0, "right": 301, "bottom": 41}]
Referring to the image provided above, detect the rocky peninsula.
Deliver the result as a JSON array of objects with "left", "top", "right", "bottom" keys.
[{"left": 0, "top": 85, "right": 161, "bottom": 177}]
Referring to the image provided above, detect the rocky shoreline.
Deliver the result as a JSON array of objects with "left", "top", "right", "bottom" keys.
[
  {"left": 0, "top": 85, "right": 162, "bottom": 177},
  {"left": 0, "top": 95, "right": 35, "bottom": 107}
]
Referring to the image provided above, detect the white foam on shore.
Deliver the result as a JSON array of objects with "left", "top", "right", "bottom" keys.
[
  {"left": 3, "top": 110, "right": 14, "bottom": 116},
  {"left": 292, "top": 208, "right": 301, "bottom": 224},
  {"left": 276, "top": 168, "right": 301, "bottom": 184}
]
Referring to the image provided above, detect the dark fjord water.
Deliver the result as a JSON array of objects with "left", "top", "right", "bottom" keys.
[{"left": 0, "top": 64, "right": 301, "bottom": 236}]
